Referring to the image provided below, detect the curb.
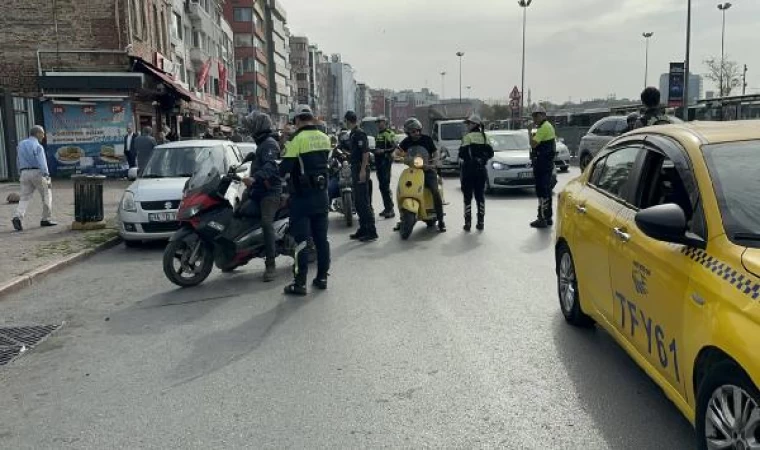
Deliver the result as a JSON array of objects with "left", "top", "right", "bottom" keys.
[{"left": 0, "top": 236, "right": 123, "bottom": 300}]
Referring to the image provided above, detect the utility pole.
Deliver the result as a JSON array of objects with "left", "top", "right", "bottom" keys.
[
  {"left": 743, "top": 64, "right": 748, "bottom": 95},
  {"left": 683, "top": 0, "right": 692, "bottom": 121},
  {"left": 456, "top": 51, "right": 465, "bottom": 104},
  {"left": 718, "top": 3, "right": 732, "bottom": 97},
  {"left": 642, "top": 32, "right": 654, "bottom": 88},
  {"left": 518, "top": 0, "right": 532, "bottom": 121}
]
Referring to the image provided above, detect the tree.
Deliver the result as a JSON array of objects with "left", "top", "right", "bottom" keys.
[{"left": 704, "top": 56, "right": 742, "bottom": 97}]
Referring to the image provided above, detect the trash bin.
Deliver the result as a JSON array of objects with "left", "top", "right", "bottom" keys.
[{"left": 72, "top": 175, "right": 106, "bottom": 223}]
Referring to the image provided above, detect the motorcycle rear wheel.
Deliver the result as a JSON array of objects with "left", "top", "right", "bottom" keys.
[
  {"left": 400, "top": 210, "right": 416, "bottom": 240},
  {"left": 163, "top": 235, "right": 214, "bottom": 287},
  {"left": 342, "top": 192, "right": 353, "bottom": 227}
]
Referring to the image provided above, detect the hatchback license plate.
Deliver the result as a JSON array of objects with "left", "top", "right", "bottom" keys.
[
  {"left": 149, "top": 212, "right": 176, "bottom": 222},
  {"left": 518, "top": 171, "right": 533, "bottom": 179}
]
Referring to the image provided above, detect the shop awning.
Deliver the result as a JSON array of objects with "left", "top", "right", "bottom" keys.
[{"left": 137, "top": 63, "right": 193, "bottom": 102}]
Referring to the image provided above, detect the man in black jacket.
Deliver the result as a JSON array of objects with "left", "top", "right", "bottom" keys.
[
  {"left": 124, "top": 126, "right": 138, "bottom": 168},
  {"left": 133, "top": 126, "right": 157, "bottom": 176},
  {"left": 242, "top": 112, "right": 283, "bottom": 282}
]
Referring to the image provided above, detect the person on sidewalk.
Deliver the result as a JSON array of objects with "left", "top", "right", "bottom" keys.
[
  {"left": 374, "top": 116, "right": 396, "bottom": 219},
  {"left": 241, "top": 112, "right": 283, "bottom": 282},
  {"left": 12, "top": 125, "right": 56, "bottom": 231},
  {"left": 345, "top": 111, "right": 378, "bottom": 242},
  {"left": 134, "top": 126, "right": 157, "bottom": 176},
  {"left": 124, "top": 126, "right": 138, "bottom": 168}
]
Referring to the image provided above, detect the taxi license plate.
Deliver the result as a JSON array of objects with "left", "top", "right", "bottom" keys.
[
  {"left": 518, "top": 171, "right": 533, "bottom": 179},
  {"left": 148, "top": 212, "right": 176, "bottom": 222}
]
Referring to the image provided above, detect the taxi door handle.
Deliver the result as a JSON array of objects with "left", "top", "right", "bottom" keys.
[
  {"left": 575, "top": 204, "right": 587, "bottom": 214},
  {"left": 613, "top": 227, "right": 631, "bottom": 242}
]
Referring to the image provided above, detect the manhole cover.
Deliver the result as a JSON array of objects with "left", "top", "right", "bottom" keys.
[{"left": 0, "top": 324, "right": 61, "bottom": 366}]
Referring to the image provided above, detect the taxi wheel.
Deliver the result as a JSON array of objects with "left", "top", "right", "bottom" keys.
[
  {"left": 556, "top": 244, "right": 595, "bottom": 327},
  {"left": 696, "top": 360, "right": 760, "bottom": 450}
]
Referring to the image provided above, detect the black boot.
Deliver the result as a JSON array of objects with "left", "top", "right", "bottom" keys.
[
  {"left": 263, "top": 259, "right": 276, "bottom": 282},
  {"left": 350, "top": 228, "right": 367, "bottom": 240},
  {"left": 463, "top": 203, "right": 472, "bottom": 232},
  {"left": 476, "top": 201, "right": 485, "bottom": 231}
]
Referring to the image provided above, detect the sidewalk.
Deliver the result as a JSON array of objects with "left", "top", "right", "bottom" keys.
[{"left": 0, "top": 179, "right": 130, "bottom": 291}]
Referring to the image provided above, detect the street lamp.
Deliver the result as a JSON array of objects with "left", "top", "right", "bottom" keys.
[
  {"left": 718, "top": 2, "right": 732, "bottom": 97},
  {"left": 642, "top": 32, "right": 654, "bottom": 88},
  {"left": 683, "top": 0, "right": 692, "bottom": 120},
  {"left": 440, "top": 71, "right": 447, "bottom": 100},
  {"left": 466, "top": 86, "right": 472, "bottom": 98},
  {"left": 456, "top": 51, "right": 465, "bottom": 104},
  {"left": 518, "top": 0, "right": 533, "bottom": 120}
]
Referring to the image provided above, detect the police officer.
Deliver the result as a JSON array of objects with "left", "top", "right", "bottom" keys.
[
  {"left": 241, "top": 112, "right": 283, "bottom": 282},
  {"left": 635, "top": 87, "right": 674, "bottom": 128},
  {"left": 279, "top": 105, "right": 332, "bottom": 296},
  {"left": 345, "top": 111, "right": 378, "bottom": 242},
  {"left": 529, "top": 107, "right": 556, "bottom": 229},
  {"left": 458, "top": 114, "right": 494, "bottom": 232},
  {"left": 374, "top": 116, "right": 396, "bottom": 218}
]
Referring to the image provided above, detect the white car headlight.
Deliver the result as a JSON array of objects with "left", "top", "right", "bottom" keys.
[
  {"left": 121, "top": 191, "right": 137, "bottom": 212},
  {"left": 491, "top": 161, "right": 505, "bottom": 170}
]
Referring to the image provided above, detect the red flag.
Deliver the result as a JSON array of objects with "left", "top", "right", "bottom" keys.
[
  {"left": 218, "top": 61, "right": 227, "bottom": 97},
  {"left": 197, "top": 59, "right": 211, "bottom": 90}
]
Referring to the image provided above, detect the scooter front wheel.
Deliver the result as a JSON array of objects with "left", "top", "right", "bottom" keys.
[
  {"left": 163, "top": 234, "right": 214, "bottom": 287},
  {"left": 400, "top": 210, "right": 416, "bottom": 240},
  {"left": 342, "top": 191, "right": 353, "bottom": 227}
]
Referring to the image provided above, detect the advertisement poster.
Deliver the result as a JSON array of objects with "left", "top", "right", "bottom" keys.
[
  {"left": 43, "top": 101, "right": 132, "bottom": 177},
  {"left": 668, "top": 62, "right": 685, "bottom": 108}
]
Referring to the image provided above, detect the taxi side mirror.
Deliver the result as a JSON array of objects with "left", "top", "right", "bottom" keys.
[{"left": 635, "top": 203, "right": 706, "bottom": 249}]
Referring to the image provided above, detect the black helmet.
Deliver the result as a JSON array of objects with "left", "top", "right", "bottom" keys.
[
  {"left": 641, "top": 87, "right": 661, "bottom": 108},
  {"left": 344, "top": 111, "right": 358, "bottom": 122}
]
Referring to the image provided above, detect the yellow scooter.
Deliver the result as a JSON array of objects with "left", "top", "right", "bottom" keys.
[{"left": 396, "top": 146, "right": 445, "bottom": 240}]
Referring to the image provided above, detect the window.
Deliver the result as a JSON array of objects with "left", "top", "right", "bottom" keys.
[
  {"left": 130, "top": 0, "right": 141, "bottom": 36},
  {"left": 172, "top": 12, "right": 182, "bottom": 40},
  {"left": 233, "top": 7, "right": 253, "bottom": 21},
  {"left": 613, "top": 118, "right": 629, "bottom": 135},
  {"left": 296, "top": 73, "right": 307, "bottom": 81},
  {"left": 153, "top": 5, "right": 160, "bottom": 50},
  {"left": 234, "top": 33, "right": 253, "bottom": 47},
  {"left": 590, "top": 146, "right": 641, "bottom": 199},
  {"left": 236, "top": 60, "right": 243, "bottom": 76},
  {"left": 213, "top": 78, "right": 220, "bottom": 97},
  {"left": 177, "top": 57, "right": 186, "bottom": 83},
  {"left": 243, "top": 57, "right": 256, "bottom": 73},
  {"left": 224, "top": 145, "right": 241, "bottom": 166},
  {"left": 193, "top": 31, "right": 201, "bottom": 48},
  {"left": 593, "top": 119, "right": 618, "bottom": 136}
]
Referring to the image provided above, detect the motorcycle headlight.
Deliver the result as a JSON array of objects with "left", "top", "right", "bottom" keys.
[
  {"left": 413, "top": 157, "right": 424, "bottom": 169},
  {"left": 121, "top": 191, "right": 137, "bottom": 212},
  {"left": 491, "top": 162, "right": 505, "bottom": 170}
]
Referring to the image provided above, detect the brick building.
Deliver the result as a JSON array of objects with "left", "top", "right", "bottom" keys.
[
  {"left": 223, "top": 0, "right": 270, "bottom": 113},
  {"left": 290, "top": 36, "right": 310, "bottom": 107},
  {"left": 0, "top": 0, "right": 231, "bottom": 177}
]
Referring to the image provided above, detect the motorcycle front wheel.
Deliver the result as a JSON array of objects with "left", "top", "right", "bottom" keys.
[
  {"left": 400, "top": 210, "right": 416, "bottom": 240},
  {"left": 342, "top": 191, "right": 354, "bottom": 227},
  {"left": 163, "top": 234, "right": 214, "bottom": 287}
]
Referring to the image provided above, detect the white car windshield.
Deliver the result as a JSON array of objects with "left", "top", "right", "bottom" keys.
[
  {"left": 141, "top": 146, "right": 219, "bottom": 179},
  {"left": 489, "top": 133, "right": 530, "bottom": 152}
]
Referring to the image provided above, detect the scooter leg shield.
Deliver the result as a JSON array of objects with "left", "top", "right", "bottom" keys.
[{"left": 401, "top": 198, "right": 420, "bottom": 214}]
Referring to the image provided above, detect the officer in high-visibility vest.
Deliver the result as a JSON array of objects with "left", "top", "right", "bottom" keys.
[
  {"left": 529, "top": 106, "right": 556, "bottom": 229},
  {"left": 458, "top": 114, "right": 494, "bottom": 231},
  {"left": 279, "top": 105, "right": 332, "bottom": 295},
  {"left": 374, "top": 116, "right": 396, "bottom": 218}
]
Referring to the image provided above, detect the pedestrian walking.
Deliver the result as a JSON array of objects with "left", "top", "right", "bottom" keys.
[
  {"left": 374, "top": 116, "right": 396, "bottom": 219},
  {"left": 12, "top": 125, "right": 56, "bottom": 231},
  {"left": 345, "top": 111, "right": 378, "bottom": 242},
  {"left": 279, "top": 105, "right": 331, "bottom": 296},
  {"left": 458, "top": 114, "right": 494, "bottom": 231},
  {"left": 124, "top": 126, "right": 138, "bottom": 168},
  {"left": 529, "top": 107, "right": 556, "bottom": 229},
  {"left": 133, "top": 126, "right": 157, "bottom": 176}
]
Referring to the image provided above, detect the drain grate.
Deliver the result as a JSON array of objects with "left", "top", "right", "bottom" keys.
[{"left": 0, "top": 324, "right": 61, "bottom": 366}]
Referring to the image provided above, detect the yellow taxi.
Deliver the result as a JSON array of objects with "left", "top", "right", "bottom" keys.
[{"left": 555, "top": 120, "right": 760, "bottom": 449}]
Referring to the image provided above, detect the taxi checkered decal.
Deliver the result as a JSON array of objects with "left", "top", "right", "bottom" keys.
[{"left": 681, "top": 247, "right": 760, "bottom": 300}]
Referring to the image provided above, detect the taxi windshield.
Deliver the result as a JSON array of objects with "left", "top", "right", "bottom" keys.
[{"left": 703, "top": 140, "right": 760, "bottom": 247}]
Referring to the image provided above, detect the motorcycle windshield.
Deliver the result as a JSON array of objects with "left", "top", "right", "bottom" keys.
[
  {"left": 186, "top": 148, "right": 227, "bottom": 193},
  {"left": 406, "top": 145, "right": 431, "bottom": 166}
]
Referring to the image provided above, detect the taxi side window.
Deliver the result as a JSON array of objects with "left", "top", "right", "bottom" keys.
[{"left": 589, "top": 146, "right": 641, "bottom": 200}]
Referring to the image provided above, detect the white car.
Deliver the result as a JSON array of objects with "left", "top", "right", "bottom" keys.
[
  {"left": 118, "top": 140, "right": 246, "bottom": 246},
  {"left": 484, "top": 130, "right": 557, "bottom": 193},
  {"left": 555, "top": 138, "right": 571, "bottom": 172}
]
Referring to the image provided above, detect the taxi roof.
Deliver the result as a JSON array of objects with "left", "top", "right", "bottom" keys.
[{"left": 634, "top": 120, "right": 760, "bottom": 146}]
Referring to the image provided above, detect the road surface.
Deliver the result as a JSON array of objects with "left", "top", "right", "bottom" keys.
[{"left": 0, "top": 167, "right": 694, "bottom": 449}]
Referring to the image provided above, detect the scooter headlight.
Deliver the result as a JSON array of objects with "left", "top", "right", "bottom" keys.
[{"left": 413, "top": 157, "right": 424, "bottom": 169}]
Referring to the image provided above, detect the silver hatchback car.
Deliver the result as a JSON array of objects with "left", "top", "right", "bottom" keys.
[{"left": 484, "top": 130, "right": 557, "bottom": 193}]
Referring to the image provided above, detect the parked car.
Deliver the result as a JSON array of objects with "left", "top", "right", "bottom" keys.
[
  {"left": 484, "top": 130, "right": 557, "bottom": 193},
  {"left": 555, "top": 120, "right": 760, "bottom": 448},
  {"left": 578, "top": 116, "right": 629, "bottom": 171},
  {"left": 118, "top": 140, "right": 247, "bottom": 246},
  {"left": 555, "top": 138, "right": 571, "bottom": 172}
]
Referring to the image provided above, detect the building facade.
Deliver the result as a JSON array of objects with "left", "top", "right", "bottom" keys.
[
  {"left": 290, "top": 36, "right": 310, "bottom": 107},
  {"left": 265, "top": 0, "right": 292, "bottom": 125},
  {"left": 371, "top": 89, "right": 394, "bottom": 121},
  {"left": 223, "top": 0, "right": 269, "bottom": 113},
  {"left": 308, "top": 45, "right": 331, "bottom": 120},
  {"left": 356, "top": 83, "right": 372, "bottom": 119},
  {"left": 329, "top": 54, "right": 356, "bottom": 126}
]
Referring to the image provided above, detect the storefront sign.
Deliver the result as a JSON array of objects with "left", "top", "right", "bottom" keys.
[{"left": 43, "top": 101, "right": 132, "bottom": 177}]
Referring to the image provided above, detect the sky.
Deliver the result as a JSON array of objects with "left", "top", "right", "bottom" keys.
[{"left": 281, "top": 0, "right": 760, "bottom": 104}]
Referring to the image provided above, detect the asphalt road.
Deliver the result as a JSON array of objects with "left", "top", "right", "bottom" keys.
[{"left": 0, "top": 166, "right": 694, "bottom": 449}]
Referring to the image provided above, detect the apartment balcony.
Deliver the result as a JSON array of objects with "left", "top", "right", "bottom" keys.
[
  {"left": 190, "top": 47, "right": 209, "bottom": 65},
  {"left": 256, "top": 72, "right": 268, "bottom": 88}
]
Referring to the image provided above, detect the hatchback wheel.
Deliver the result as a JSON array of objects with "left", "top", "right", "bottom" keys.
[
  {"left": 556, "top": 244, "right": 594, "bottom": 327},
  {"left": 697, "top": 361, "right": 760, "bottom": 450}
]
